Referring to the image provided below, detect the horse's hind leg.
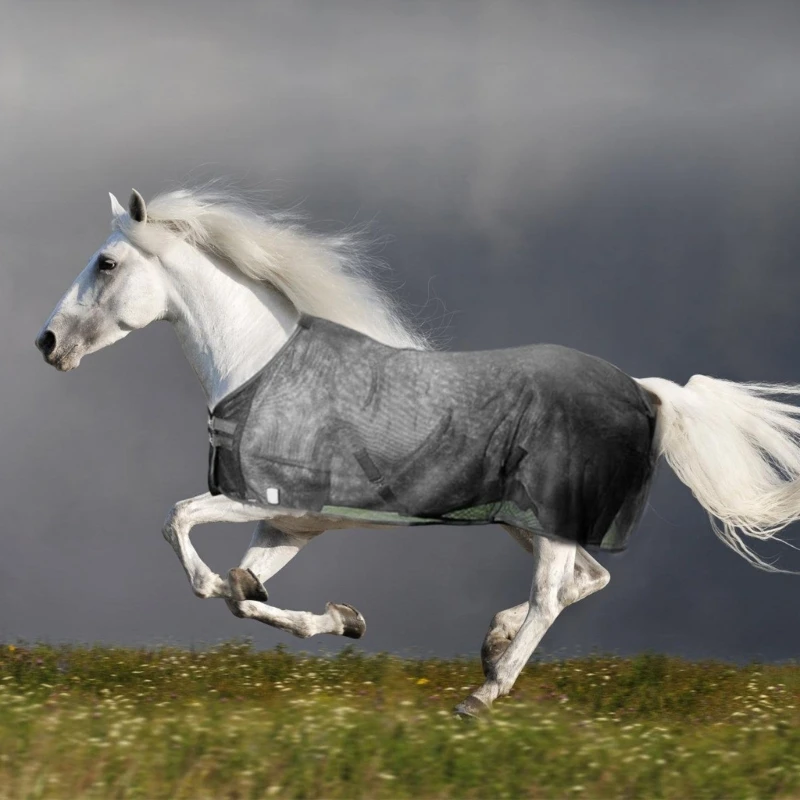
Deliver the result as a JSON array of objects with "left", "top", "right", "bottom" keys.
[
  {"left": 572, "top": 546, "right": 611, "bottom": 600},
  {"left": 481, "top": 601, "right": 529, "bottom": 679},
  {"left": 224, "top": 521, "right": 366, "bottom": 640},
  {"left": 504, "top": 525, "right": 610, "bottom": 599},
  {"left": 457, "top": 536, "right": 576, "bottom": 717},
  {"left": 480, "top": 527, "right": 609, "bottom": 678}
]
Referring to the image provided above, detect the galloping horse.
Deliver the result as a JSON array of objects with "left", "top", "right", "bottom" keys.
[{"left": 36, "top": 188, "right": 800, "bottom": 717}]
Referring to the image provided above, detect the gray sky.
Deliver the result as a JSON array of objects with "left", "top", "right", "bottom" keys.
[{"left": 3, "top": 0, "right": 800, "bottom": 661}]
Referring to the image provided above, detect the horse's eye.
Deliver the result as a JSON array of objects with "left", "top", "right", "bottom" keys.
[{"left": 97, "top": 255, "right": 117, "bottom": 272}]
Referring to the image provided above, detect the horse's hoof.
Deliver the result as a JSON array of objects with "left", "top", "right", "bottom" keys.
[
  {"left": 327, "top": 602, "right": 366, "bottom": 639},
  {"left": 227, "top": 568, "right": 269, "bottom": 602},
  {"left": 453, "top": 695, "right": 490, "bottom": 720}
]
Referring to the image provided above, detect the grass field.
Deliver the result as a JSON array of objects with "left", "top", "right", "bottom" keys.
[{"left": 1, "top": 642, "right": 799, "bottom": 799}]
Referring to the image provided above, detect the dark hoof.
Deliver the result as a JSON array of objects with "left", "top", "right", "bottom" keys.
[
  {"left": 481, "top": 637, "right": 511, "bottom": 679},
  {"left": 227, "top": 568, "right": 269, "bottom": 602},
  {"left": 327, "top": 602, "right": 366, "bottom": 639},
  {"left": 453, "top": 695, "right": 490, "bottom": 720}
]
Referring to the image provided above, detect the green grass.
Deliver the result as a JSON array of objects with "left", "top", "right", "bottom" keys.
[{"left": 1, "top": 642, "right": 800, "bottom": 799}]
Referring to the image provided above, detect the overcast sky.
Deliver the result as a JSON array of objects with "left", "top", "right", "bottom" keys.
[{"left": 3, "top": 0, "right": 800, "bottom": 662}]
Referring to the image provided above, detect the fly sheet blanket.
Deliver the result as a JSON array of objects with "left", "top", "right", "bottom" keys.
[{"left": 208, "top": 315, "right": 658, "bottom": 551}]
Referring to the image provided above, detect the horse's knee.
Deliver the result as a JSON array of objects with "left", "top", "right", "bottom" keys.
[
  {"left": 162, "top": 502, "right": 189, "bottom": 545},
  {"left": 162, "top": 523, "right": 177, "bottom": 547}
]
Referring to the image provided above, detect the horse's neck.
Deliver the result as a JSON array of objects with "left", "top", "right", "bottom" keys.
[{"left": 165, "top": 246, "right": 299, "bottom": 409}]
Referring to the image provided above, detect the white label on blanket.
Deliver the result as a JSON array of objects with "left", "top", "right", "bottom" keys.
[{"left": 266, "top": 487, "right": 280, "bottom": 505}]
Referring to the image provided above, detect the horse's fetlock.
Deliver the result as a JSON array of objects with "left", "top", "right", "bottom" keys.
[
  {"left": 225, "top": 599, "right": 247, "bottom": 618},
  {"left": 192, "top": 575, "right": 222, "bottom": 599},
  {"left": 193, "top": 584, "right": 214, "bottom": 600}
]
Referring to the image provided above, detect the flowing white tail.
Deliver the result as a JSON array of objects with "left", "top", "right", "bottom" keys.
[{"left": 637, "top": 375, "right": 800, "bottom": 571}]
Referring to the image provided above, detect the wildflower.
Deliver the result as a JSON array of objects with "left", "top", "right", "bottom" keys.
[{"left": 416, "top": 678, "right": 429, "bottom": 686}]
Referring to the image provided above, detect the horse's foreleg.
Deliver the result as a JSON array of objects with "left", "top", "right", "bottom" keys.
[
  {"left": 161, "top": 492, "right": 270, "bottom": 599},
  {"left": 225, "top": 597, "right": 366, "bottom": 639},
  {"left": 457, "top": 536, "right": 577, "bottom": 717},
  {"left": 224, "top": 521, "right": 366, "bottom": 639},
  {"left": 227, "top": 521, "right": 318, "bottom": 601}
]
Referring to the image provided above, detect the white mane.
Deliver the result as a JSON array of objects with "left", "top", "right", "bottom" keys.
[{"left": 115, "top": 188, "right": 429, "bottom": 350}]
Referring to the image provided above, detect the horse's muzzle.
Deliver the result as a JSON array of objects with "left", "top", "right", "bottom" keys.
[{"left": 35, "top": 329, "right": 78, "bottom": 370}]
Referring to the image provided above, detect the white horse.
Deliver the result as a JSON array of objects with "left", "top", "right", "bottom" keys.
[{"left": 36, "top": 188, "right": 800, "bottom": 717}]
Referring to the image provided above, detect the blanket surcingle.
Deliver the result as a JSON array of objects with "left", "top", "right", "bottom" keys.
[{"left": 208, "top": 315, "right": 658, "bottom": 551}]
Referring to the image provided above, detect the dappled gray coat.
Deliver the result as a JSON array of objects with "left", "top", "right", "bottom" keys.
[{"left": 208, "top": 315, "right": 658, "bottom": 551}]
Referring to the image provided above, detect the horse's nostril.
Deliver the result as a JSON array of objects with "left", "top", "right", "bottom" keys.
[{"left": 36, "top": 330, "right": 57, "bottom": 358}]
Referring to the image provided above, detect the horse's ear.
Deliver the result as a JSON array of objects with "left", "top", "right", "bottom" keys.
[
  {"left": 129, "top": 189, "right": 147, "bottom": 223},
  {"left": 109, "top": 192, "right": 126, "bottom": 219}
]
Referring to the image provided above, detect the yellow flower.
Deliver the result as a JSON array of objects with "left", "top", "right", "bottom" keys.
[
  {"left": 7, "top": 646, "right": 15, "bottom": 652},
  {"left": 416, "top": 678, "right": 429, "bottom": 686}
]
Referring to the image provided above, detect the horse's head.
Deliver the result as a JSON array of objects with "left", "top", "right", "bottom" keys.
[{"left": 36, "top": 190, "right": 171, "bottom": 371}]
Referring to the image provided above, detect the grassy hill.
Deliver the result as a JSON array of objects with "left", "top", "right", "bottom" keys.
[{"left": 1, "top": 641, "right": 799, "bottom": 798}]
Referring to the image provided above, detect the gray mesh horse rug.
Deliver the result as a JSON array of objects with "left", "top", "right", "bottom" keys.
[{"left": 209, "top": 315, "right": 659, "bottom": 553}]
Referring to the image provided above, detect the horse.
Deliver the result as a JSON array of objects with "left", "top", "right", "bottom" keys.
[{"left": 36, "top": 187, "right": 800, "bottom": 718}]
